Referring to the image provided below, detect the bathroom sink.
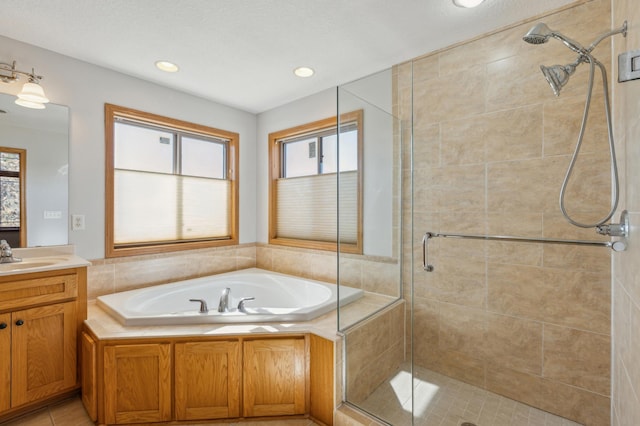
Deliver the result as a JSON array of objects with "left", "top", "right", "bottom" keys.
[
  {"left": 0, "top": 256, "right": 71, "bottom": 271},
  {"left": 0, "top": 261, "right": 58, "bottom": 270}
]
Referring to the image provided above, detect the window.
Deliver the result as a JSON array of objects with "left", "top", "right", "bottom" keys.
[
  {"left": 0, "top": 148, "right": 26, "bottom": 246},
  {"left": 105, "top": 104, "right": 238, "bottom": 257},
  {"left": 269, "top": 110, "right": 362, "bottom": 253}
]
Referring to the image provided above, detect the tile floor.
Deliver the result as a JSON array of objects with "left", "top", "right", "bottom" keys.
[
  {"left": 356, "top": 364, "right": 584, "bottom": 426},
  {"left": 1, "top": 396, "right": 320, "bottom": 426}
]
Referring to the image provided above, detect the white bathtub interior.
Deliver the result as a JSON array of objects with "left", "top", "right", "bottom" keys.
[{"left": 97, "top": 268, "right": 364, "bottom": 326}]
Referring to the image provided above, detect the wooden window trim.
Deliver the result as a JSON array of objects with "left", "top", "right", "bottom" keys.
[
  {"left": 268, "top": 110, "right": 363, "bottom": 254},
  {"left": 0, "top": 147, "right": 26, "bottom": 246},
  {"left": 105, "top": 104, "right": 239, "bottom": 258}
]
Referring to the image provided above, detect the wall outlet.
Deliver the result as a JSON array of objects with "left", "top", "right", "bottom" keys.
[{"left": 71, "top": 214, "right": 85, "bottom": 231}]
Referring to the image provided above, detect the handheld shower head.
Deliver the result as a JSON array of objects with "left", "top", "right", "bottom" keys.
[
  {"left": 523, "top": 22, "right": 587, "bottom": 54},
  {"left": 523, "top": 23, "right": 552, "bottom": 44},
  {"left": 540, "top": 62, "right": 578, "bottom": 96}
]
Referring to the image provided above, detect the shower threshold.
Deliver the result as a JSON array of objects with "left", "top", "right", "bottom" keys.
[{"left": 356, "top": 363, "right": 583, "bottom": 426}]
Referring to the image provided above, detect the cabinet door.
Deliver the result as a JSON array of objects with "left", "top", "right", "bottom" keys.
[
  {"left": 243, "top": 337, "right": 306, "bottom": 417},
  {"left": 104, "top": 343, "right": 171, "bottom": 424},
  {"left": 11, "top": 302, "right": 77, "bottom": 407},
  {"left": 80, "top": 332, "right": 97, "bottom": 422},
  {"left": 175, "top": 340, "right": 240, "bottom": 420},
  {"left": 0, "top": 313, "right": 10, "bottom": 413}
]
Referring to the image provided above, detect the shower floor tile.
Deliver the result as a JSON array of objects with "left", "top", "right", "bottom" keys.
[{"left": 356, "top": 364, "right": 583, "bottom": 426}]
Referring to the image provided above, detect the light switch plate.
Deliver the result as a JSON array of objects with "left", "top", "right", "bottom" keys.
[{"left": 618, "top": 49, "right": 640, "bottom": 82}]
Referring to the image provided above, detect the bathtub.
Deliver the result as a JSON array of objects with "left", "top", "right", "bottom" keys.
[{"left": 97, "top": 268, "right": 364, "bottom": 326}]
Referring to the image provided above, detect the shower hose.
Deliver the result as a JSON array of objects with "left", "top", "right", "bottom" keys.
[{"left": 558, "top": 54, "right": 619, "bottom": 228}]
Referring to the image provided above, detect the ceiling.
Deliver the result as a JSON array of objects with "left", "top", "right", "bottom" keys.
[{"left": 0, "top": 0, "right": 576, "bottom": 114}]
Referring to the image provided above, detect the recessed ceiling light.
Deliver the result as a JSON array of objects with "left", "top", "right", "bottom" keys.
[
  {"left": 453, "top": 0, "right": 485, "bottom": 7},
  {"left": 155, "top": 60, "right": 179, "bottom": 73},
  {"left": 293, "top": 67, "right": 314, "bottom": 78}
]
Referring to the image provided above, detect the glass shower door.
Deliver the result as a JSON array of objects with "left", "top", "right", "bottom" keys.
[{"left": 337, "top": 68, "right": 410, "bottom": 424}]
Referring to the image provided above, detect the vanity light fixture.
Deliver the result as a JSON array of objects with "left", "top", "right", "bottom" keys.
[
  {"left": 452, "top": 0, "right": 486, "bottom": 8},
  {"left": 293, "top": 66, "right": 315, "bottom": 78},
  {"left": 0, "top": 61, "right": 49, "bottom": 109},
  {"left": 155, "top": 60, "right": 179, "bottom": 73}
]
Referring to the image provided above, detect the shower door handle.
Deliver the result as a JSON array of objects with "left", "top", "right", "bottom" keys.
[{"left": 422, "top": 233, "right": 434, "bottom": 272}]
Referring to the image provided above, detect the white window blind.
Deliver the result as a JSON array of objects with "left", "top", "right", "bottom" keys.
[
  {"left": 276, "top": 171, "right": 357, "bottom": 243},
  {"left": 114, "top": 169, "right": 230, "bottom": 245}
]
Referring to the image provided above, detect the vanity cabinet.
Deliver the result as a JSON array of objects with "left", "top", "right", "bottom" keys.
[{"left": 0, "top": 267, "right": 87, "bottom": 423}]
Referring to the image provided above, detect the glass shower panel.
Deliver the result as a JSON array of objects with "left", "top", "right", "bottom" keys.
[{"left": 337, "top": 68, "right": 409, "bottom": 424}]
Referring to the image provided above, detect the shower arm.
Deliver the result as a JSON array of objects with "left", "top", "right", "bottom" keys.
[{"left": 586, "top": 21, "right": 627, "bottom": 53}]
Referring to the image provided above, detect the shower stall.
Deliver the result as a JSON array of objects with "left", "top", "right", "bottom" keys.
[{"left": 337, "top": 1, "right": 620, "bottom": 425}]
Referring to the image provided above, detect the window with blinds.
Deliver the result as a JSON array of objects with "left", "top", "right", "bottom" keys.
[
  {"left": 105, "top": 104, "right": 239, "bottom": 257},
  {"left": 268, "top": 110, "right": 362, "bottom": 253}
]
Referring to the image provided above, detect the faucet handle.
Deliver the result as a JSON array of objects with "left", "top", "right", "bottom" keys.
[
  {"left": 189, "top": 299, "right": 209, "bottom": 314},
  {"left": 237, "top": 297, "right": 255, "bottom": 313}
]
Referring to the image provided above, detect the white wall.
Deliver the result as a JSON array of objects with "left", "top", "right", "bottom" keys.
[
  {"left": 256, "top": 69, "right": 396, "bottom": 257},
  {"left": 0, "top": 35, "right": 257, "bottom": 259}
]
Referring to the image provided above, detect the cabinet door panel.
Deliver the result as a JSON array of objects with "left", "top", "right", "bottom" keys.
[
  {"left": 243, "top": 338, "right": 306, "bottom": 417},
  {"left": 104, "top": 344, "right": 171, "bottom": 424},
  {"left": 80, "top": 332, "right": 97, "bottom": 421},
  {"left": 0, "top": 313, "right": 10, "bottom": 413},
  {"left": 175, "top": 340, "right": 240, "bottom": 420},
  {"left": 11, "top": 302, "right": 77, "bottom": 407}
]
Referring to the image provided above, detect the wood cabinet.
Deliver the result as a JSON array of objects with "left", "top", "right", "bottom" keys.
[
  {"left": 11, "top": 302, "right": 77, "bottom": 407},
  {"left": 104, "top": 343, "right": 172, "bottom": 425},
  {"left": 175, "top": 340, "right": 240, "bottom": 420},
  {"left": 0, "top": 268, "right": 86, "bottom": 423},
  {"left": 83, "top": 333, "right": 316, "bottom": 424},
  {"left": 243, "top": 337, "right": 306, "bottom": 417}
]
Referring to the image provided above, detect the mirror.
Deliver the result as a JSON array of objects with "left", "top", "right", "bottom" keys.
[{"left": 0, "top": 92, "right": 68, "bottom": 247}]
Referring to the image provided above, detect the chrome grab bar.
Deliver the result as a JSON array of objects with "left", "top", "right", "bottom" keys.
[{"left": 422, "top": 231, "right": 624, "bottom": 272}]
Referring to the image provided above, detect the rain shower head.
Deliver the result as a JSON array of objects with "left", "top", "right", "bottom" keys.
[{"left": 540, "top": 62, "right": 577, "bottom": 97}]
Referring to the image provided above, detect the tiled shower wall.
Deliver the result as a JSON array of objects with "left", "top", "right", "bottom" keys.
[
  {"left": 397, "top": 0, "right": 613, "bottom": 424},
  {"left": 612, "top": 0, "right": 640, "bottom": 425}
]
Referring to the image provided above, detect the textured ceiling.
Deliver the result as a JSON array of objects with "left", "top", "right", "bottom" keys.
[{"left": 0, "top": 0, "right": 577, "bottom": 113}]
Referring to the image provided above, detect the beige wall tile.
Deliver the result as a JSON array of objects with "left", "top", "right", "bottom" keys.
[
  {"left": 415, "top": 256, "right": 486, "bottom": 308},
  {"left": 487, "top": 157, "right": 566, "bottom": 213},
  {"left": 87, "top": 262, "right": 115, "bottom": 299},
  {"left": 429, "top": 348, "right": 486, "bottom": 389},
  {"left": 539, "top": 378, "right": 610, "bottom": 426},
  {"left": 626, "top": 301, "right": 640, "bottom": 400},
  {"left": 413, "top": 65, "right": 486, "bottom": 127},
  {"left": 438, "top": 303, "right": 486, "bottom": 357},
  {"left": 543, "top": 93, "right": 608, "bottom": 157},
  {"left": 487, "top": 264, "right": 546, "bottom": 321},
  {"left": 542, "top": 268, "right": 610, "bottom": 334},
  {"left": 543, "top": 324, "right": 610, "bottom": 395},
  {"left": 485, "top": 313, "right": 543, "bottom": 375},
  {"left": 485, "top": 366, "right": 542, "bottom": 409},
  {"left": 432, "top": 164, "right": 486, "bottom": 212},
  {"left": 412, "top": 55, "right": 439, "bottom": 83},
  {"left": 542, "top": 245, "right": 610, "bottom": 273}
]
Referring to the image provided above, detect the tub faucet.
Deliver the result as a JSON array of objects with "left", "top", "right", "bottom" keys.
[
  {"left": 218, "top": 287, "right": 231, "bottom": 312},
  {"left": 0, "top": 240, "right": 21, "bottom": 264}
]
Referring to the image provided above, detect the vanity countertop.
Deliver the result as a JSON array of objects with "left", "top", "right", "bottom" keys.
[{"left": 0, "top": 245, "right": 91, "bottom": 277}]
